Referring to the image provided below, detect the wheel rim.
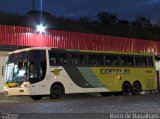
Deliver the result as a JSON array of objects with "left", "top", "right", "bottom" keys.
[
  {"left": 133, "top": 83, "right": 141, "bottom": 94},
  {"left": 123, "top": 84, "right": 131, "bottom": 95},
  {"left": 51, "top": 86, "right": 62, "bottom": 98}
]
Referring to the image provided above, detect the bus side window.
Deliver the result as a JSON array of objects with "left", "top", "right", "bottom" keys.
[
  {"left": 49, "top": 52, "right": 58, "bottom": 65},
  {"left": 147, "top": 57, "right": 153, "bottom": 66},
  {"left": 29, "top": 62, "right": 40, "bottom": 84},
  {"left": 89, "top": 55, "right": 97, "bottom": 66},
  {"left": 112, "top": 56, "right": 120, "bottom": 66},
  {"left": 127, "top": 56, "right": 134, "bottom": 66},
  {"left": 79, "top": 54, "right": 87, "bottom": 65},
  {"left": 105, "top": 55, "right": 112, "bottom": 65},
  {"left": 50, "top": 58, "right": 56, "bottom": 64},
  {"left": 69, "top": 54, "right": 79, "bottom": 65},
  {"left": 60, "top": 57, "right": 64, "bottom": 64},
  {"left": 59, "top": 53, "right": 68, "bottom": 65},
  {"left": 135, "top": 57, "right": 141, "bottom": 66},
  {"left": 141, "top": 57, "right": 147, "bottom": 66},
  {"left": 40, "top": 61, "right": 46, "bottom": 81},
  {"left": 97, "top": 55, "right": 104, "bottom": 65},
  {"left": 29, "top": 64, "right": 34, "bottom": 72},
  {"left": 120, "top": 56, "right": 127, "bottom": 66}
]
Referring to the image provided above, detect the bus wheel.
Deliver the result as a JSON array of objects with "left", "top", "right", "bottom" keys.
[
  {"left": 30, "top": 95, "right": 43, "bottom": 100},
  {"left": 100, "top": 92, "right": 112, "bottom": 96},
  {"left": 131, "top": 82, "right": 141, "bottom": 95},
  {"left": 122, "top": 82, "right": 131, "bottom": 95},
  {"left": 50, "top": 84, "right": 64, "bottom": 99}
]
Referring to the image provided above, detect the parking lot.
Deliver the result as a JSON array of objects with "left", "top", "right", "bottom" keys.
[{"left": 0, "top": 93, "right": 160, "bottom": 119}]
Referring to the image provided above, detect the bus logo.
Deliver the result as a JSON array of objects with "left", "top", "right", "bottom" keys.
[
  {"left": 100, "top": 69, "right": 130, "bottom": 74},
  {"left": 51, "top": 69, "right": 62, "bottom": 75}
]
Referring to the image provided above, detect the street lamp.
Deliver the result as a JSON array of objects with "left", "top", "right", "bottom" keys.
[{"left": 36, "top": 24, "right": 46, "bottom": 33}]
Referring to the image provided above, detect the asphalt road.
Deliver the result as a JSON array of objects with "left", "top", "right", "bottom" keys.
[{"left": 0, "top": 93, "right": 160, "bottom": 119}]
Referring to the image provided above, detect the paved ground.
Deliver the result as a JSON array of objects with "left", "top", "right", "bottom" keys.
[{"left": 0, "top": 93, "right": 160, "bottom": 119}]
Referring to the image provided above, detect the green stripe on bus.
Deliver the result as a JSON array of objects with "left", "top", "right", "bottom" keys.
[
  {"left": 78, "top": 67, "right": 105, "bottom": 88},
  {"left": 64, "top": 67, "right": 94, "bottom": 88}
]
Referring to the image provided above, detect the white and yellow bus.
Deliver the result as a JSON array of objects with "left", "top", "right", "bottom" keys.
[{"left": 4, "top": 47, "right": 157, "bottom": 100}]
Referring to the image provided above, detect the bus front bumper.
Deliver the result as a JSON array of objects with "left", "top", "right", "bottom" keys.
[{"left": 5, "top": 87, "right": 30, "bottom": 96}]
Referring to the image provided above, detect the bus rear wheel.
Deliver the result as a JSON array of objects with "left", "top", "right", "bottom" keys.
[
  {"left": 122, "top": 82, "right": 131, "bottom": 95},
  {"left": 30, "top": 95, "right": 43, "bottom": 100},
  {"left": 131, "top": 82, "right": 141, "bottom": 95},
  {"left": 50, "top": 84, "right": 64, "bottom": 99}
]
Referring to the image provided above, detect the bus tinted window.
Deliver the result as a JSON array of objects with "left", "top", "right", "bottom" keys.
[
  {"left": 147, "top": 57, "right": 154, "bottom": 66},
  {"left": 89, "top": 55, "right": 97, "bottom": 65},
  {"left": 29, "top": 50, "right": 46, "bottom": 61},
  {"left": 135, "top": 56, "right": 148, "bottom": 67},
  {"left": 49, "top": 52, "right": 59, "bottom": 65},
  {"left": 141, "top": 57, "right": 147, "bottom": 66},
  {"left": 127, "top": 56, "right": 134, "bottom": 66},
  {"left": 59, "top": 53, "right": 68, "bottom": 64},
  {"left": 49, "top": 50, "right": 154, "bottom": 67},
  {"left": 97, "top": 55, "right": 104, "bottom": 65},
  {"left": 120, "top": 56, "right": 128, "bottom": 66},
  {"left": 135, "top": 57, "right": 141, "bottom": 66},
  {"left": 79, "top": 54, "right": 87, "bottom": 65},
  {"left": 105, "top": 55, "right": 112, "bottom": 65},
  {"left": 40, "top": 61, "right": 47, "bottom": 80},
  {"left": 112, "top": 56, "right": 120, "bottom": 66},
  {"left": 8, "top": 52, "right": 28, "bottom": 63},
  {"left": 69, "top": 54, "right": 79, "bottom": 65}
]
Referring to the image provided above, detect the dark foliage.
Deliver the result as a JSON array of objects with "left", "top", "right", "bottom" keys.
[{"left": 0, "top": 11, "right": 160, "bottom": 41}]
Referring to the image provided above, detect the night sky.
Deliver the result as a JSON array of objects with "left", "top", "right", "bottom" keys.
[{"left": 0, "top": 0, "right": 160, "bottom": 22}]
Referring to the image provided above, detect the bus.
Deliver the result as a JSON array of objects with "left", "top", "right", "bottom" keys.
[{"left": 4, "top": 47, "right": 157, "bottom": 100}]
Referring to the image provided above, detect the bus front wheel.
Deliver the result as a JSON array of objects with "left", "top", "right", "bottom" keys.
[
  {"left": 30, "top": 95, "right": 43, "bottom": 100},
  {"left": 50, "top": 84, "right": 64, "bottom": 99},
  {"left": 122, "top": 82, "right": 131, "bottom": 95},
  {"left": 131, "top": 82, "right": 141, "bottom": 95}
]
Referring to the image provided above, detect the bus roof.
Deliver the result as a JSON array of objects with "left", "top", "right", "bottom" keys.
[
  {"left": 9, "top": 47, "right": 154, "bottom": 56},
  {"left": 9, "top": 47, "right": 51, "bottom": 54}
]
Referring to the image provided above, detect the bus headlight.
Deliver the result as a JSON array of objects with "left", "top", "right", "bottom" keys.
[
  {"left": 21, "top": 84, "right": 28, "bottom": 88},
  {"left": 4, "top": 85, "right": 8, "bottom": 91}
]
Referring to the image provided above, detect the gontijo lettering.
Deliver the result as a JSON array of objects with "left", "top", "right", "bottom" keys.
[{"left": 100, "top": 69, "right": 130, "bottom": 74}]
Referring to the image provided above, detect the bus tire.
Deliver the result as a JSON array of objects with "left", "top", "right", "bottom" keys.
[
  {"left": 122, "top": 82, "right": 131, "bottom": 95},
  {"left": 100, "top": 92, "right": 112, "bottom": 96},
  {"left": 131, "top": 82, "right": 141, "bottom": 95},
  {"left": 30, "top": 95, "right": 43, "bottom": 100},
  {"left": 50, "top": 84, "right": 64, "bottom": 99}
]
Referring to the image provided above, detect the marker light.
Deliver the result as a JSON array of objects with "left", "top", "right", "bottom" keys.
[{"left": 36, "top": 24, "right": 46, "bottom": 33}]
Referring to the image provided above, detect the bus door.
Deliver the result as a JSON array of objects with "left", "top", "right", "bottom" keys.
[
  {"left": 29, "top": 61, "right": 40, "bottom": 95},
  {"left": 28, "top": 50, "right": 47, "bottom": 95},
  {"left": 29, "top": 61, "right": 47, "bottom": 94}
]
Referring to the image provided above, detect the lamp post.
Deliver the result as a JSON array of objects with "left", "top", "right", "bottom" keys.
[{"left": 36, "top": 24, "right": 46, "bottom": 33}]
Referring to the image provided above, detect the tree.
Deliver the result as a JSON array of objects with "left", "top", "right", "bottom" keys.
[
  {"left": 97, "top": 11, "right": 118, "bottom": 24},
  {"left": 132, "top": 15, "right": 152, "bottom": 28}
]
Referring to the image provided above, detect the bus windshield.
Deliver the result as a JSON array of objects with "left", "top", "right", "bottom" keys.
[
  {"left": 5, "top": 50, "right": 47, "bottom": 84},
  {"left": 5, "top": 61, "right": 28, "bottom": 83}
]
